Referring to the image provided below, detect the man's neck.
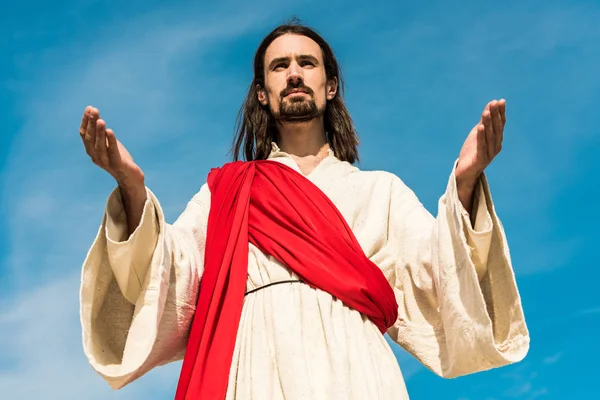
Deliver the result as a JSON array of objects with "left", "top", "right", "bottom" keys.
[
  {"left": 276, "top": 118, "right": 330, "bottom": 175},
  {"left": 276, "top": 118, "right": 329, "bottom": 158}
]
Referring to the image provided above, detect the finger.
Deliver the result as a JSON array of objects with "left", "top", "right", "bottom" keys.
[
  {"left": 80, "top": 108, "right": 95, "bottom": 156},
  {"left": 476, "top": 123, "right": 487, "bottom": 161},
  {"left": 496, "top": 99, "right": 506, "bottom": 153},
  {"left": 86, "top": 107, "right": 99, "bottom": 145},
  {"left": 106, "top": 128, "right": 122, "bottom": 166},
  {"left": 498, "top": 98, "right": 507, "bottom": 125},
  {"left": 95, "top": 119, "right": 109, "bottom": 165},
  {"left": 79, "top": 106, "right": 92, "bottom": 138},
  {"left": 483, "top": 100, "right": 492, "bottom": 115},
  {"left": 490, "top": 100, "right": 503, "bottom": 151},
  {"left": 482, "top": 108, "right": 495, "bottom": 160}
]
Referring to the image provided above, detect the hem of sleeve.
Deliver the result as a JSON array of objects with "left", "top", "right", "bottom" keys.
[
  {"left": 438, "top": 162, "right": 530, "bottom": 375},
  {"left": 80, "top": 188, "right": 171, "bottom": 389},
  {"left": 105, "top": 186, "right": 152, "bottom": 245},
  {"left": 392, "top": 312, "right": 529, "bottom": 378},
  {"left": 451, "top": 160, "right": 493, "bottom": 234},
  {"left": 447, "top": 160, "right": 494, "bottom": 278},
  {"left": 460, "top": 180, "right": 493, "bottom": 235},
  {"left": 104, "top": 186, "right": 160, "bottom": 303}
]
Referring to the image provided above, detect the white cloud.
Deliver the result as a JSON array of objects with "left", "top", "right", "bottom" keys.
[
  {"left": 2, "top": 6, "right": 270, "bottom": 288},
  {"left": 492, "top": 361, "right": 553, "bottom": 400},
  {"left": 0, "top": 272, "right": 182, "bottom": 399},
  {"left": 527, "top": 387, "right": 549, "bottom": 400},
  {"left": 0, "top": 4, "right": 286, "bottom": 398},
  {"left": 542, "top": 351, "right": 563, "bottom": 365},
  {"left": 3, "top": 1, "right": 598, "bottom": 398},
  {"left": 362, "top": 3, "right": 600, "bottom": 276},
  {"left": 572, "top": 307, "right": 600, "bottom": 318}
]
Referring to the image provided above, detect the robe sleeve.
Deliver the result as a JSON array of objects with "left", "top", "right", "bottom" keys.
[
  {"left": 459, "top": 179, "right": 493, "bottom": 281},
  {"left": 79, "top": 184, "right": 211, "bottom": 389},
  {"left": 385, "top": 161, "right": 529, "bottom": 378}
]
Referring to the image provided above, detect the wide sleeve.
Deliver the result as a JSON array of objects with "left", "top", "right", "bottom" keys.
[
  {"left": 79, "top": 184, "right": 211, "bottom": 389},
  {"left": 385, "top": 161, "right": 529, "bottom": 378}
]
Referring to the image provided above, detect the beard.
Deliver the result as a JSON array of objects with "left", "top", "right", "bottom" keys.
[{"left": 271, "top": 83, "right": 324, "bottom": 123}]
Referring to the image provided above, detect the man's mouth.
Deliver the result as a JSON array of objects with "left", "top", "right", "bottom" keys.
[{"left": 284, "top": 90, "right": 309, "bottom": 98}]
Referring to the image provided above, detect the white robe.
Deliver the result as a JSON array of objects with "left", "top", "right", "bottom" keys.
[{"left": 79, "top": 143, "right": 529, "bottom": 399}]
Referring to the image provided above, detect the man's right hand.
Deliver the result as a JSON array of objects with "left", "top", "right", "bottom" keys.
[
  {"left": 79, "top": 106, "right": 145, "bottom": 192},
  {"left": 80, "top": 106, "right": 147, "bottom": 236}
]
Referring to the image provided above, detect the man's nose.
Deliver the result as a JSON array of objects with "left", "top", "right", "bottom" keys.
[{"left": 286, "top": 63, "right": 303, "bottom": 86}]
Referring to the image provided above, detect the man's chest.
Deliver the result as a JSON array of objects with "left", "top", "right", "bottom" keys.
[{"left": 309, "top": 173, "right": 395, "bottom": 250}]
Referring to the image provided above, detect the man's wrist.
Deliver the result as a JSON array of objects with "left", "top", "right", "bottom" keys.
[
  {"left": 455, "top": 173, "right": 480, "bottom": 214},
  {"left": 456, "top": 177, "right": 478, "bottom": 197},
  {"left": 455, "top": 168, "right": 480, "bottom": 193},
  {"left": 118, "top": 180, "right": 146, "bottom": 203}
]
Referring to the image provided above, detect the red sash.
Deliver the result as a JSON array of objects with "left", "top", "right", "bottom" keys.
[{"left": 174, "top": 160, "right": 398, "bottom": 399}]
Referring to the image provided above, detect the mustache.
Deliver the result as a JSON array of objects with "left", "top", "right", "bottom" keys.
[{"left": 279, "top": 83, "right": 314, "bottom": 98}]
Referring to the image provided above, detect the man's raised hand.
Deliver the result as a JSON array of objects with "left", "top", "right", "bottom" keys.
[
  {"left": 79, "top": 106, "right": 145, "bottom": 191},
  {"left": 456, "top": 99, "right": 506, "bottom": 185},
  {"left": 80, "top": 106, "right": 147, "bottom": 235},
  {"left": 454, "top": 99, "right": 506, "bottom": 214}
]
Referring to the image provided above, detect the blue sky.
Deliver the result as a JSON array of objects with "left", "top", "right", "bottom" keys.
[{"left": 1, "top": 0, "right": 599, "bottom": 398}]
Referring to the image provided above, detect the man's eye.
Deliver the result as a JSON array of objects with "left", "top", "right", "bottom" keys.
[
  {"left": 274, "top": 64, "right": 286, "bottom": 71},
  {"left": 300, "top": 61, "right": 315, "bottom": 67}
]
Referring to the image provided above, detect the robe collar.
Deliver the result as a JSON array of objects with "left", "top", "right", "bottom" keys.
[{"left": 268, "top": 142, "right": 335, "bottom": 159}]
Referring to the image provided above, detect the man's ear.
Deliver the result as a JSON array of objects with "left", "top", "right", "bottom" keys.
[
  {"left": 326, "top": 77, "right": 338, "bottom": 100},
  {"left": 257, "top": 85, "right": 268, "bottom": 106}
]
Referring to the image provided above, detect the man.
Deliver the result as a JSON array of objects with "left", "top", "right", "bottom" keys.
[{"left": 79, "top": 21, "right": 529, "bottom": 400}]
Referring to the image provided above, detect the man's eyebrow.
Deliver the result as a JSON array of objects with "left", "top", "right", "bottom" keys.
[
  {"left": 267, "top": 57, "right": 290, "bottom": 69},
  {"left": 267, "top": 54, "right": 320, "bottom": 69},
  {"left": 297, "top": 54, "right": 319, "bottom": 64}
]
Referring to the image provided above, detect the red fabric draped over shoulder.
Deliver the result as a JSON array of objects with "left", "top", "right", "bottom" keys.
[{"left": 175, "top": 160, "right": 398, "bottom": 400}]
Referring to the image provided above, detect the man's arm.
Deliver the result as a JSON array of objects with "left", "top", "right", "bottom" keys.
[
  {"left": 119, "top": 184, "right": 148, "bottom": 237},
  {"left": 385, "top": 167, "right": 528, "bottom": 379},
  {"left": 385, "top": 99, "right": 529, "bottom": 377},
  {"left": 80, "top": 105, "right": 147, "bottom": 237},
  {"left": 78, "top": 105, "right": 212, "bottom": 389},
  {"left": 456, "top": 175, "right": 478, "bottom": 215}
]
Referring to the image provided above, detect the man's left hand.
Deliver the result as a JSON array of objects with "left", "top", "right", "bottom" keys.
[
  {"left": 455, "top": 99, "right": 506, "bottom": 213},
  {"left": 456, "top": 99, "right": 506, "bottom": 183}
]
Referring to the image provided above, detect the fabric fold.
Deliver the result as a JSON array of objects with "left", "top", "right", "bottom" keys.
[{"left": 175, "top": 160, "right": 398, "bottom": 400}]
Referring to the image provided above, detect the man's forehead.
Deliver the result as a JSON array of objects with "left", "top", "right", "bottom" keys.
[{"left": 264, "top": 34, "right": 322, "bottom": 61}]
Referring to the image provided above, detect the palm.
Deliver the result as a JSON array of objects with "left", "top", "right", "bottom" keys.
[
  {"left": 79, "top": 106, "right": 145, "bottom": 188},
  {"left": 455, "top": 99, "right": 506, "bottom": 182}
]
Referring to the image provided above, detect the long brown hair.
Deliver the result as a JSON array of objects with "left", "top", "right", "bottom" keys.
[{"left": 231, "top": 19, "right": 360, "bottom": 164}]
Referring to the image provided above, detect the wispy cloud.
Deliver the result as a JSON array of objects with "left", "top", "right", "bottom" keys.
[
  {"left": 3, "top": 7, "right": 269, "bottom": 288},
  {"left": 0, "top": 4, "right": 285, "bottom": 398},
  {"left": 573, "top": 307, "right": 600, "bottom": 318},
  {"left": 504, "top": 381, "right": 549, "bottom": 400},
  {"left": 498, "top": 362, "right": 550, "bottom": 400},
  {"left": 528, "top": 388, "right": 550, "bottom": 400},
  {"left": 0, "top": 273, "right": 183, "bottom": 398},
  {"left": 337, "top": 2, "right": 600, "bottom": 276},
  {"left": 3, "top": 1, "right": 600, "bottom": 399},
  {"left": 542, "top": 351, "right": 563, "bottom": 365}
]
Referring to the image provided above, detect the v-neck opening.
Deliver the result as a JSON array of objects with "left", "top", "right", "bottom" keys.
[{"left": 267, "top": 142, "right": 335, "bottom": 180}]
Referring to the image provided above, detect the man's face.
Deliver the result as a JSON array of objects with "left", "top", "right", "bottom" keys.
[{"left": 258, "top": 34, "right": 337, "bottom": 123}]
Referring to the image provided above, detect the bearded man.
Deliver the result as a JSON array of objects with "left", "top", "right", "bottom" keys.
[{"left": 79, "top": 21, "right": 529, "bottom": 400}]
